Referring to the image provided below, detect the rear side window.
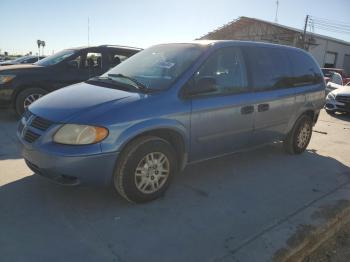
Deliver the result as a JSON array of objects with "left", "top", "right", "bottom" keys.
[
  {"left": 243, "top": 46, "right": 291, "bottom": 91},
  {"left": 287, "top": 50, "right": 323, "bottom": 86}
]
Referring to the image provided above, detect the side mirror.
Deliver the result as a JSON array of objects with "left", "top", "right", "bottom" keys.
[{"left": 187, "top": 77, "right": 217, "bottom": 96}]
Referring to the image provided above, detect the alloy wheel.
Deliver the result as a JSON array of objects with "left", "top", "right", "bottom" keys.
[
  {"left": 134, "top": 152, "right": 170, "bottom": 194},
  {"left": 23, "top": 93, "right": 43, "bottom": 109},
  {"left": 296, "top": 122, "right": 311, "bottom": 149}
]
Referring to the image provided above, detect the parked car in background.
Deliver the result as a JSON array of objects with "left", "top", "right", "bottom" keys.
[
  {"left": 17, "top": 41, "right": 325, "bottom": 203},
  {"left": 326, "top": 72, "right": 343, "bottom": 94},
  {"left": 0, "top": 45, "right": 141, "bottom": 115},
  {"left": 325, "top": 85, "right": 350, "bottom": 114},
  {"left": 322, "top": 68, "right": 350, "bottom": 85},
  {"left": 0, "top": 55, "right": 45, "bottom": 66}
]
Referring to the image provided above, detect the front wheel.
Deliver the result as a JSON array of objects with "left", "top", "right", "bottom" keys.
[
  {"left": 15, "top": 88, "right": 48, "bottom": 116},
  {"left": 113, "top": 136, "right": 178, "bottom": 203},
  {"left": 283, "top": 115, "right": 313, "bottom": 154}
]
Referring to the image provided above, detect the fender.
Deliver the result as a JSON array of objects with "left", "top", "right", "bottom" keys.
[
  {"left": 285, "top": 101, "right": 319, "bottom": 134},
  {"left": 101, "top": 118, "right": 190, "bottom": 162}
]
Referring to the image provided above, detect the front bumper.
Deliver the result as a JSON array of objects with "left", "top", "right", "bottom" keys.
[
  {"left": 22, "top": 146, "right": 118, "bottom": 186},
  {"left": 17, "top": 113, "right": 119, "bottom": 186},
  {"left": 325, "top": 97, "right": 350, "bottom": 112}
]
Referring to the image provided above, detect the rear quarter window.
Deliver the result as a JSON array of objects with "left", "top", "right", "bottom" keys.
[
  {"left": 287, "top": 49, "right": 323, "bottom": 87},
  {"left": 242, "top": 46, "right": 292, "bottom": 91}
]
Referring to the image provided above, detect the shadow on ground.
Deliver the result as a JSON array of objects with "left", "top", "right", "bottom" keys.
[
  {"left": 1, "top": 144, "right": 349, "bottom": 262},
  {"left": 0, "top": 109, "right": 21, "bottom": 160},
  {"left": 328, "top": 112, "right": 350, "bottom": 122}
]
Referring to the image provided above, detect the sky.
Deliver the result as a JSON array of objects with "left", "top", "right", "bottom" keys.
[{"left": 0, "top": 0, "right": 350, "bottom": 55}]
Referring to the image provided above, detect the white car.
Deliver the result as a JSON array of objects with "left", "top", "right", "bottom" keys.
[
  {"left": 326, "top": 82, "right": 344, "bottom": 94},
  {"left": 325, "top": 85, "right": 350, "bottom": 114}
]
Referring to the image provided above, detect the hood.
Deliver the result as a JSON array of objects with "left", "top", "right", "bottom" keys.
[
  {"left": 29, "top": 82, "right": 140, "bottom": 122},
  {"left": 0, "top": 60, "right": 15, "bottom": 65},
  {"left": 0, "top": 64, "right": 43, "bottom": 72},
  {"left": 331, "top": 86, "right": 350, "bottom": 96}
]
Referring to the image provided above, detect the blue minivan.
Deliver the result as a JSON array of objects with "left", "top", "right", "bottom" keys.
[{"left": 17, "top": 41, "right": 325, "bottom": 203}]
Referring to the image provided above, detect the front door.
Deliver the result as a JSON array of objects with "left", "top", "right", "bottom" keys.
[
  {"left": 53, "top": 52, "right": 90, "bottom": 89},
  {"left": 189, "top": 47, "right": 256, "bottom": 162}
]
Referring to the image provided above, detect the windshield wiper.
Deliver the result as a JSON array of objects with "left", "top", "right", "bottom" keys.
[{"left": 107, "top": 73, "right": 148, "bottom": 91}]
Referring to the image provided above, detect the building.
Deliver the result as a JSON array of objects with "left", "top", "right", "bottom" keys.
[{"left": 199, "top": 16, "right": 350, "bottom": 74}]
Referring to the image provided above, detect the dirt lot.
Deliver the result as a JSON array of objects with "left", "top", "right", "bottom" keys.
[
  {"left": 0, "top": 109, "right": 350, "bottom": 262},
  {"left": 303, "top": 223, "right": 350, "bottom": 262}
]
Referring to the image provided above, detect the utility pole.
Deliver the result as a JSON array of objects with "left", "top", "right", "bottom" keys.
[
  {"left": 274, "top": 0, "right": 279, "bottom": 23},
  {"left": 302, "top": 15, "right": 309, "bottom": 50}
]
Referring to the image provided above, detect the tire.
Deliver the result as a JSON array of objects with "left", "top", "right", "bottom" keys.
[
  {"left": 15, "top": 88, "right": 48, "bottom": 116},
  {"left": 113, "top": 136, "right": 178, "bottom": 203},
  {"left": 283, "top": 115, "right": 313, "bottom": 155}
]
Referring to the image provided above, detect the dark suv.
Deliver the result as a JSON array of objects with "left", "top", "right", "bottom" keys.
[{"left": 0, "top": 45, "right": 141, "bottom": 115}]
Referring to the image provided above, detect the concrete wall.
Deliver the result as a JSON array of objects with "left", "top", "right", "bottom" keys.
[
  {"left": 308, "top": 38, "right": 350, "bottom": 73},
  {"left": 201, "top": 20, "right": 301, "bottom": 47}
]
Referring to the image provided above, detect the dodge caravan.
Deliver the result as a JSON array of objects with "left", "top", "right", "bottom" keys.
[{"left": 17, "top": 41, "right": 326, "bottom": 203}]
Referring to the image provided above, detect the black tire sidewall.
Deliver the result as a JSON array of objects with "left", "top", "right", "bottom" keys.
[
  {"left": 15, "top": 88, "right": 48, "bottom": 115},
  {"left": 115, "top": 137, "right": 177, "bottom": 203},
  {"left": 291, "top": 115, "right": 313, "bottom": 154}
]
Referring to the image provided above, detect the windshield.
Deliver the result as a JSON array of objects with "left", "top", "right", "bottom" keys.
[
  {"left": 102, "top": 44, "right": 205, "bottom": 90},
  {"left": 35, "top": 49, "right": 75, "bottom": 66},
  {"left": 13, "top": 56, "right": 33, "bottom": 63}
]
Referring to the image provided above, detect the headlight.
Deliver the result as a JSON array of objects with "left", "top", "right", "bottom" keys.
[
  {"left": 0, "top": 74, "right": 16, "bottom": 84},
  {"left": 53, "top": 124, "right": 109, "bottom": 145},
  {"left": 326, "top": 92, "right": 335, "bottom": 101}
]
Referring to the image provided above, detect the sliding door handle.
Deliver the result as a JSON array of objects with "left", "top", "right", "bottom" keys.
[
  {"left": 241, "top": 105, "right": 254, "bottom": 115},
  {"left": 258, "top": 103, "right": 269, "bottom": 112}
]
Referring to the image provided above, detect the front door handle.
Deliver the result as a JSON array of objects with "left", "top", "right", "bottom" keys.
[
  {"left": 241, "top": 105, "right": 254, "bottom": 115},
  {"left": 258, "top": 103, "right": 269, "bottom": 112}
]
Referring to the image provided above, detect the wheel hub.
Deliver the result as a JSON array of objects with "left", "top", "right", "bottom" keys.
[
  {"left": 134, "top": 152, "right": 170, "bottom": 194},
  {"left": 297, "top": 122, "right": 311, "bottom": 149}
]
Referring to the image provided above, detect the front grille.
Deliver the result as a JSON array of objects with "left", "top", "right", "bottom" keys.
[
  {"left": 31, "top": 116, "right": 53, "bottom": 131},
  {"left": 18, "top": 121, "right": 24, "bottom": 133},
  {"left": 20, "top": 111, "right": 54, "bottom": 143},
  {"left": 23, "top": 110, "right": 32, "bottom": 121},
  {"left": 23, "top": 129, "right": 41, "bottom": 143},
  {"left": 336, "top": 95, "right": 350, "bottom": 104}
]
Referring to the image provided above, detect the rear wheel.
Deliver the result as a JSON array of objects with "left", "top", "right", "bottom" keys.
[
  {"left": 15, "top": 88, "right": 48, "bottom": 115},
  {"left": 113, "top": 136, "right": 178, "bottom": 203},
  {"left": 283, "top": 115, "right": 313, "bottom": 154}
]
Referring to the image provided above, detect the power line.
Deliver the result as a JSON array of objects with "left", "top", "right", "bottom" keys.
[
  {"left": 307, "top": 15, "right": 350, "bottom": 35},
  {"left": 313, "top": 25, "right": 350, "bottom": 34},
  {"left": 309, "top": 16, "right": 350, "bottom": 27},
  {"left": 310, "top": 20, "right": 350, "bottom": 30}
]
